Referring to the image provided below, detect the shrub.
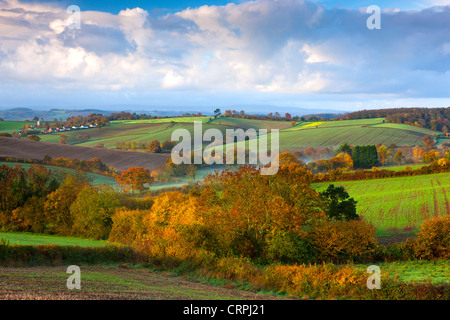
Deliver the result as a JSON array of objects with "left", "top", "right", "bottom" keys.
[
  {"left": 265, "top": 230, "right": 317, "bottom": 264},
  {"left": 108, "top": 208, "right": 149, "bottom": 245},
  {"left": 70, "top": 184, "right": 121, "bottom": 240},
  {"left": 308, "top": 219, "right": 378, "bottom": 263},
  {"left": 413, "top": 215, "right": 450, "bottom": 259}
]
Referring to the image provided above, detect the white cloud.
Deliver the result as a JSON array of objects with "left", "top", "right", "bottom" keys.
[{"left": 0, "top": 0, "right": 449, "bottom": 108}]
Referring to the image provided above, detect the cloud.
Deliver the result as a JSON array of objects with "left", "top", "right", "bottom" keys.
[{"left": 0, "top": 0, "right": 449, "bottom": 109}]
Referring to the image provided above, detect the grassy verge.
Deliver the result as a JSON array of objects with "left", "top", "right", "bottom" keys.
[{"left": 0, "top": 232, "right": 110, "bottom": 247}]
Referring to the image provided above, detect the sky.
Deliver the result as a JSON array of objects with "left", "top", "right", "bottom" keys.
[{"left": 0, "top": 0, "right": 449, "bottom": 114}]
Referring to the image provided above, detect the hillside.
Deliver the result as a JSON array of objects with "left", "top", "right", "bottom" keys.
[
  {"left": 0, "top": 137, "right": 168, "bottom": 173},
  {"left": 7, "top": 117, "right": 442, "bottom": 163}
]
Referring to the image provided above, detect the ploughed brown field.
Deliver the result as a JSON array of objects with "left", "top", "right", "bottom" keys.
[
  {"left": 0, "top": 137, "right": 169, "bottom": 173},
  {"left": 0, "top": 266, "right": 289, "bottom": 300}
]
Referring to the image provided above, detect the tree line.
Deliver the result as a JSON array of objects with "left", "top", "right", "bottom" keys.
[{"left": 340, "top": 107, "right": 450, "bottom": 133}]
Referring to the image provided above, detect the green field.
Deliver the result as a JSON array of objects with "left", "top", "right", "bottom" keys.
[
  {"left": 35, "top": 117, "right": 439, "bottom": 154},
  {"left": 110, "top": 116, "right": 211, "bottom": 124},
  {"left": 356, "top": 260, "right": 450, "bottom": 284},
  {"left": 314, "top": 171, "right": 450, "bottom": 234},
  {"left": 277, "top": 118, "right": 438, "bottom": 151},
  {"left": 0, "top": 121, "right": 36, "bottom": 133},
  {"left": 0, "top": 232, "right": 108, "bottom": 247}
]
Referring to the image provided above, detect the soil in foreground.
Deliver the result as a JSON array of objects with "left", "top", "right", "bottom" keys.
[{"left": 0, "top": 266, "right": 290, "bottom": 300}]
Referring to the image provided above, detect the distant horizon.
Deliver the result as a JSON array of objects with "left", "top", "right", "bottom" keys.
[{"left": 1, "top": 105, "right": 450, "bottom": 120}]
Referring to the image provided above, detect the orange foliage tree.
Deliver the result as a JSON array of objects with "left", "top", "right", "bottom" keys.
[
  {"left": 116, "top": 167, "right": 154, "bottom": 193},
  {"left": 197, "top": 164, "right": 327, "bottom": 261}
]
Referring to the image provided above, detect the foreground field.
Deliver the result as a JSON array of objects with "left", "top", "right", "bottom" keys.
[{"left": 0, "top": 266, "right": 287, "bottom": 300}]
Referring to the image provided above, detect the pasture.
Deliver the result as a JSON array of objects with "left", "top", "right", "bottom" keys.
[
  {"left": 313, "top": 171, "right": 450, "bottom": 236},
  {"left": 0, "top": 121, "right": 35, "bottom": 133},
  {"left": 0, "top": 232, "right": 108, "bottom": 247},
  {"left": 33, "top": 117, "right": 440, "bottom": 155}
]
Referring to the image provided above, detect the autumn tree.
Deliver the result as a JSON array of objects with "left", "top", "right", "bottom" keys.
[
  {"left": 423, "top": 135, "right": 435, "bottom": 150},
  {"left": 70, "top": 184, "right": 120, "bottom": 239},
  {"left": 59, "top": 134, "right": 68, "bottom": 144},
  {"left": 148, "top": 140, "right": 162, "bottom": 153},
  {"left": 43, "top": 175, "right": 88, "bottom": 235},
  {"left": 328, "top": 153, "right": 353, "bottom": 171},
  {"left": 161, "top": 140, "right": 177, "bottom": 153},
  {"left": 27, "top": 135, "right": 41, "bottom": 142},
  {"left": 377, "top": 145, "right": 390, "bottom": 166},
  {"left": 197, "top": 164, "right": 326, "bottom": 260},
  {"left": 394, "top": 151, "right": 404, "bottom": 164},
  {"left": 274, "top": 152, "right": 302, "bottom": 167},
  {"left": 116, "top": 167, "right": 154, "bottom": 193}
]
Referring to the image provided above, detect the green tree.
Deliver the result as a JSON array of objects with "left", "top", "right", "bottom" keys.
[
  {"left": 336, "top": 143, "right": 353, "bottom": 155},
  {"left": 352, "top": 145, "right": 379, "bottom": 168},
  {"left": 319, "top": 184, "right": 359, "bottom": 222},
  {"left": 70, "top": 184, "right": 120, "bottom": 239}
]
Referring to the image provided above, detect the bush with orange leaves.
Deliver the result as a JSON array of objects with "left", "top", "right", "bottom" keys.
[
  {"left": 261, "top": 263, "right": 369, "bottom": 299},
  {"left": 109, "top": 163, "right": 379, "bottom": 264},
  {"left": 413, "top": 215, "right": 450, "bottom": 259},
  {"left": 196, "top": 164, "right": 327, "bottom": 261},
  {"left": 108, "top": 208, "right": 150, "bottom": 245},
  {"left": 110, "top": 191, "right": 206, "bottom": 261},
  {"left": 308, "top": 219, "right": 378, "bottom": 263}
]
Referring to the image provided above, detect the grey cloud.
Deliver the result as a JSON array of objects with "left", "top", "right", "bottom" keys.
[{"left": 58, "top": 24, "right": 136, "bottom": 56}]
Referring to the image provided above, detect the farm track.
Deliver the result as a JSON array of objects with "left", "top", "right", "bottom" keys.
[
  {"left": 0, "top": 137, "right": 169, "bottom": 173},
  {"left": 0, "top": 267, "right": 290, "bottom": 300}
]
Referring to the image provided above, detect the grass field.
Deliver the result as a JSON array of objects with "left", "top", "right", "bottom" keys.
[
  {"left": 277, "top": 118, "right": 438, "bottom": 151},
  {"left": 313, "top": 171, "right": 450, "bottom": 236},
  {"left": 356, "top": 260, "right": 450, "bottom": 284},
  {"left": 110, "top": 116, "right": 211, "bottom": 124},
  {"left": 35, "top": 117, "right": 440, "bottom": 155},
  {"left": 0, "top": 232, "right": 109, "bottom": 247},
  {"left": 0, "top": 121, "right": 36, "bottom": 133}
]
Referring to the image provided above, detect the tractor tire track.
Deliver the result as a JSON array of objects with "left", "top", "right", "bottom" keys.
[
  {"left": 436, "top": 179, "right": 450, "bottom": 215},
  {"left": 430, "top": 179, "right": 439, "bottom": 217}
]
